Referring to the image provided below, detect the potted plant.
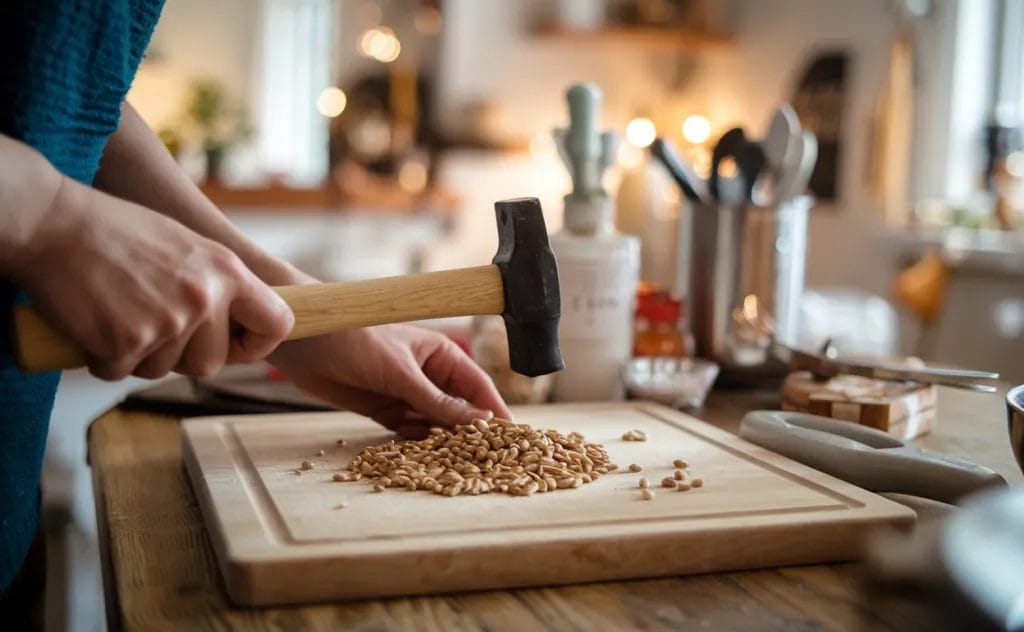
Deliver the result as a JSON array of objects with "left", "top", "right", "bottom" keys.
[{"left": 182, "top": 79, "right": 251, "bottom": 184}]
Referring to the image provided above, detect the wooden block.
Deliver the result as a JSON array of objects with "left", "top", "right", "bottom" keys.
[
  {"left": 182, "top": 402, "right": 914, "bottom": 606},
  {"left": 782, "top": 371, "right": 936, "bottom": 440}
]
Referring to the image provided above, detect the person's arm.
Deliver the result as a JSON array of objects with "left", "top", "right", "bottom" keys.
[
  {"left": 0, "top": 134, "right": 63, "bottom": 275},
  {"left": 94, "top": 103, "right": 512, "bottom": 432},
  {"left": 94, "top": 103, "right": 307, "bottom": 285},
  {"left": 0, "top": 133, "right": 293, "bottom": 379}
]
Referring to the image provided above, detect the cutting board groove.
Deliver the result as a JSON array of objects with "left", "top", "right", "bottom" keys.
[{"left": 183, "top": 402, "right": 914, "bottom": 606}]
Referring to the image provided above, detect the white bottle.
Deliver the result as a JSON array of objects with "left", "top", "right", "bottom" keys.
[{"left": 550, "top": 84, "right": 641, "bottom": 402}]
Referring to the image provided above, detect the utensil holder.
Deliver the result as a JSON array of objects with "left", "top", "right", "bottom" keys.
[{"left": 679, "top": 195, "right": 812, "bottom": 381}]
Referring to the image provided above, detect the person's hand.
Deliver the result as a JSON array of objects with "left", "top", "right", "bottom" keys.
[
  {"left": 9, "top": 177, "right": 294, "bottom": 380},
  {"left": 268, "top": 324, "right": 512, "bottom": 437}
]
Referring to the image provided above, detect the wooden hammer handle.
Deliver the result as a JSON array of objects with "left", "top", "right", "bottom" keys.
[{"left": 12, "top": 265, "right": 505, "bottom": 373}]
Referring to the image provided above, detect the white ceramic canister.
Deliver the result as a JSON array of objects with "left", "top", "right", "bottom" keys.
[{"left": 550, "top": 194, "right": 640, "bottom": 401}]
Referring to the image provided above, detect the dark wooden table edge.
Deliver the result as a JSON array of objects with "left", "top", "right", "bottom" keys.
[{"left": 88, "top": 418, "right": 124, "bottom": 632}]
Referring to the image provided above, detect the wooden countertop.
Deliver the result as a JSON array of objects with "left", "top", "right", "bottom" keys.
[{"left": 87, "top": 386, "right": 1021, "bottom": 630}]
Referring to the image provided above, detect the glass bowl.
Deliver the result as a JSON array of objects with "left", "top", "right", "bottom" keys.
[{"left": 623, "top": 357, "right": 719, "bottom": 409}]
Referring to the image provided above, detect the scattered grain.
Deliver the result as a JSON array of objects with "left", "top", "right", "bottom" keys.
[
  {"left": 661, "top": 477, "right": 676, "bottom": 488},
  {"left": 293, "top": 469, "right": 302, "bottom": 476},
  {"left": 300, "top": 460, "right": 313, "bottom": 470},
  {"left": 673, "top": 470, "right": 685, "bottom": 481},
  {"left": 372, "top": 483, "right": 384, "bottom": 493},
  {"left": 691, "top": 478, "right": 704, "bottom": 488},
  {"left": 673, "top": 459, "right": 688, "bottom": 469},
  {"left": 628, "top": 463, "right": 642, "bottom": 473},
  {"left": 337, "top": 439, "right": 347, "bottom": 446},
  {"left": 317, "top": 449, "right": 326, "bottom": 457},
  {"left": 677, "top": 483, "right": 691, "bottom": 491},
  {"left": 621, "top": 429, "right": 648, "bottom": 442},
  {"left": 638, "top": 477, "right": 649, "bottom": 489},
  {"left": 332, "top": 473, "right": 346, "bottom": 482},
  {"left": 640, "top": 488, "right": 655, "bottom": 501},
  {"left": 334, "top": 502, "right": 349, "bottom": 510}
]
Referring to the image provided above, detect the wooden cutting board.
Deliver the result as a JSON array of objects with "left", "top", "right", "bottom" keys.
[{"left": 182, "top": 402, "right": 915, "bottom": 606}]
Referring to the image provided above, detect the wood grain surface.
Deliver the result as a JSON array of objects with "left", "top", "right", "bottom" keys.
[
  {"left": 274, "top": 265, "right": 504, "bottom": 338},
  {"left": 88, "top": 387, "right": 1022, "bottom": 631}
]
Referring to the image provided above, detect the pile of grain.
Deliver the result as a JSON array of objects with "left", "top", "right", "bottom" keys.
[{"left": 347, "top": 418, "right": 613, "bottom": 497}]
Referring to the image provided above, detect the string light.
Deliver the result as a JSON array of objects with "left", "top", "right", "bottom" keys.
[
  {"left": 316, "top": 87, "right": 347, "bottom": 118},
  {"left": 681, "top": 114, "right": 711, "bottom": 144},
  {"left": 625, "top": 117, "right": 656, "bottom": 148},
  {"left": 358, "top": 27, "right": 401, "bottom": 63}
]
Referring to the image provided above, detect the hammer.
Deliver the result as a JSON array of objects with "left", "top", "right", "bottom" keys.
[{"left": 12, "top": 197, "right": 564, "bottom": 377}]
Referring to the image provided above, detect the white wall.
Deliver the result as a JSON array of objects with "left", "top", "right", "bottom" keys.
[
  {"left": 128, "top": 0, "right": 259, "bottom": 132},
  {"left": 436, "top": 0, "right": 729, "bottom": 140}
]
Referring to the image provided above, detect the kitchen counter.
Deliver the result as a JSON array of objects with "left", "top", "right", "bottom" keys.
[{"left": 87, "top": 387, "right": 1021, "bottom": 631}]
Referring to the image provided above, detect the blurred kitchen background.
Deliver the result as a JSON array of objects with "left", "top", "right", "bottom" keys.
[{"left": 44, "top": 0, "right": 1023, "bottom": 629}]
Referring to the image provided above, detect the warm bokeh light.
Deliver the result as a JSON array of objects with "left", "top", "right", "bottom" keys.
[
  {"left": 398, "top": 160, "right": 428, "bottom": 193},
  {"left": 681, "top": 114, "right": 711, "bottom": 145},
  {"left": 625, "top": 117, "right": 656, "bottom": 148},
  {"left": 414, "top": 7, "right": 443, "bottom": 35},
  {"left": 359, "top": 27, "right": 401, "bottom": 63},
  {"left": 743, "top": 294, "right": 760, "bottom": 322},
  {"left": 316, "top": 87, "right": 347, "bottom": 118}
]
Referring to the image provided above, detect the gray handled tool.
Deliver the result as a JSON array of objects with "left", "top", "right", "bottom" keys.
[{"left": 740, "top": 410, "right": 1007, "bottom": 504}]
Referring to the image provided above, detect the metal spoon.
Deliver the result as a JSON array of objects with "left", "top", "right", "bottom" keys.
[
  {"left": 763, "top": 104, "right": 801, "bottom": 175},
  {"left": 777, "top": 131, "right": 818, "bottom": 200}
]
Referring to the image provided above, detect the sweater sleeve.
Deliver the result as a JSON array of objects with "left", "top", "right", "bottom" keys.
[{"left": 0, "top": 0, "right": 165, "bottom": 592}]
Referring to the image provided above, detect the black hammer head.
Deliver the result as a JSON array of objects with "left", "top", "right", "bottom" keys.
[{"left": 491, "top": 197, "right": 564, "bottom": 377}]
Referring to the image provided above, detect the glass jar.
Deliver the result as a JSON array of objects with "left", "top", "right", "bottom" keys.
[{"left": 634, "top": 287, "right": 692, "bottom": 358}]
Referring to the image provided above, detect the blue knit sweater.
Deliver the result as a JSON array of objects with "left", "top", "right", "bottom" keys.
[{"left": 0, "top": 0, "right": 164, "bottom": 590}]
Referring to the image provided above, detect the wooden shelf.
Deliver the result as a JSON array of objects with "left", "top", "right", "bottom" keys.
[
  {"left": 201, "top": 183, "right": 334, "bottom": 209},
  {"left": 534, "top": 24, "right": 732, "bottom": 51},
  {"left": 437, "top": 134, "right": 532, "bottom": 155},
  {"left": 200, "top": 182, "right": 462, "bottom": 216}
]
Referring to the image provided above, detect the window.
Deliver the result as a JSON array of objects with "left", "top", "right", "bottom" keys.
[{"left": 255, "top": 0, "right": 335, "bottom": 186}]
